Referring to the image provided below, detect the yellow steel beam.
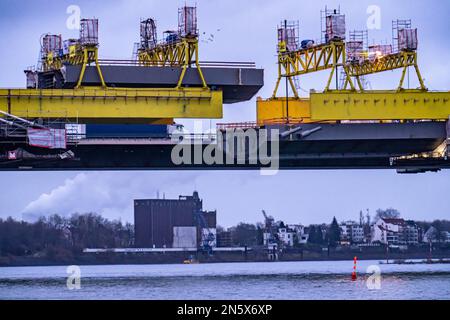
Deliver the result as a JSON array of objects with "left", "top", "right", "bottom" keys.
[
  {"left": 279, "top": 41, "right": 346, "bottom": 77},
  {"left": 256, "top": 97, "right": 312, "bottom": 125},
  {"left": 257, "top": 91, "right": 450, "bottom": 123},
  {"left": 75, "top": 47, "right": 106, "bottom": 88},
  {"left": 347, "top": 51, "right": 417, "bottom": 76},
  {"left": 138, "top": 39, "right": 194, "bottom": 67},
  {"left": 310, "top": 91, "right": 450, "bottom": 121},
  {"left": 75, "top": 118, "right": 175, "bottom": 125},
  {"left": 0, "top": 87, "right": 222, "bottom": 121},
  {"left": 345, "top": 51, "right": 426, "bottom": 91},
  {"left": 272, "top": 40, "right": 355, "bottom": 98}
]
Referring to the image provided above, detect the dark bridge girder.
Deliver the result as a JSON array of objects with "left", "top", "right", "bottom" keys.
[{"left": 0, "top": 122, "right": 448, "bottom": 172}]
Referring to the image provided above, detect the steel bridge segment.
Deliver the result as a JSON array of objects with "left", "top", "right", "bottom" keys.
[
  {"left": 60, "top": 65, "right": 264, "bottom": 104},
  {"left": 0, "top": 122, "right": 448, "bottom": 171},
  {"left": 0, "top": 87, "right": 223, "bottom": 121},
  {"left": 256, "top": 91, "right": 450, "bottom": 124}
]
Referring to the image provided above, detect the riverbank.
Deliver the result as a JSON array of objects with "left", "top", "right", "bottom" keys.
[{"left": 1, "top": 248, "right": 450, "bottom": 267}]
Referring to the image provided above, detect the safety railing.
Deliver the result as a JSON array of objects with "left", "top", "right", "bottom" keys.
[
  {"left": 216, "top": 122, "right": 259, "bottom": 130},
  {"left": 98, "top": 59, "right": 256, "bottom": 68}
]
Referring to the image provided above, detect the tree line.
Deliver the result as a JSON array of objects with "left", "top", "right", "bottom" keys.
[{"left": 0, "top": 213, "right": 133, "bottom": 258}]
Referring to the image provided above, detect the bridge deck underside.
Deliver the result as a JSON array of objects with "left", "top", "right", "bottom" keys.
[{"left": 0, "top": 122, "right": 447, "bottom": 171}]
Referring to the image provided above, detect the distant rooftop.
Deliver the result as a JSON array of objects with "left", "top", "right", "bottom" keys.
[{"left": 382, "top": 218, "right": 405, "bottom": 225}]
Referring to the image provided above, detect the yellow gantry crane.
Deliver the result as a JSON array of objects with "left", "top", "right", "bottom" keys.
[
  {"left": 137, "top": 8, "right": 208, "bottom": 90},
  {"left": 41, "top": 19, "right": 106, "bottom": 88},
  {"left": 273, "top": 38, "right": 355, "bottom": 98},
  {"left": 3, "top": 7, "right": 222, "bottom": 124},
  {"left": 137, "top": 34, "right": 208, "bottom": 90},
  {"left": 257, "top": 10, "right": 450, "bottom": 125},
  {"left": 343, "top": 20, "right": 426, "bottom": 92},
  {"left": 138, "top": 37, "right": 207, "bottom": 89},
  {"left": 344, "top": 50, "right": 426, "bottom": 92}
]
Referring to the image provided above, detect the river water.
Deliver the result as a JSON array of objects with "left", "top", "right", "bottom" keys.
[{"left": 0, "top": 260, "right": 449, "bottom": 300}]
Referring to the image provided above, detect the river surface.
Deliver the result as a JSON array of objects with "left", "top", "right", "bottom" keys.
[{"left": 1, "top": 260, "right": 449, "bottom": 300}]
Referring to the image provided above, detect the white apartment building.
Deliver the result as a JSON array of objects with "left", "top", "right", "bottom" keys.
[
  {"left": 340, "top": 221, "right": 365, "bottom": 244},
  {"left": 278, "top": 228, "right": 295, "bottom": 247},
  {"left": 371, "top": 218, "right": 420, "bottom": 245},
  {"left": 372, "top": 218, "right": 404, "bottom": 245},
  {"left": 287, "top": 224, "right": 308, "bottom": 244}
]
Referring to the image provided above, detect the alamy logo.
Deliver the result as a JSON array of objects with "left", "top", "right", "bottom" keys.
[
  {"left": 66, "top": 265, "right": 81, "bottom": 290},
  {"left": 367, "top": 5, "right": 381, "bottom": 30},
  {"left": 366, "top": 265, "right": 382, "bottom": 290},
  {"left": 170, "top": 125, "right": 280, "bottom": 175},
  {"left": 66, "top": 5, "right": 81, "bottom": 30}
]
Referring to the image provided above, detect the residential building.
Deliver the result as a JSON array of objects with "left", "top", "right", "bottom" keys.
[
  {"left": 403, "top": 220, "right": 420, "bottom": 245},
  {"left": 352, "top": 225, "right": 365, "bottom": 243},
  {"left": 423, "top": 226, "right": 438, "bottom": 243},
  {"left": 278, "top": 227, "right": 295, "bottom": 247},
  {"left": 287, "top": 224, "right": 308, "bottom": 245},
  {"left": 371, "top": 218, "right": 420, "bottom": 246},
  {"left": 299, "top": 233, "right": 309, "bottom": 244},
  {"left": 442, "top": 231, "right": 450, "bottom": 243},
  {"left": 423, "top": 227, "right": 450, "bottom": 243},
  {"left": 340, "top": 221, "right": 365, "bottom": 244},
  {"left": 263, "top": 232, "right": 274, "bottom": 246},
  {"left": 372, "top": 218, "right": 405, "bottom": 245}
]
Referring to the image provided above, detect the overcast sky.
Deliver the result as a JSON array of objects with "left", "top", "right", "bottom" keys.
[{"left": 0, "top": 0, "right": 449, "bottom": 227}]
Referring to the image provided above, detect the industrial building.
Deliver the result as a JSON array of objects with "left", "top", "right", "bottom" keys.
[{"left": 134, "top": 191, "right": 216, "bottom": 250}]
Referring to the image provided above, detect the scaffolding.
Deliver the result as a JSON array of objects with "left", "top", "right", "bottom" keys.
[
  {"left": 24, "top": 66, "right": 38, "bottom": 89},
  {"left": 392, "top": 19, "right": 412, "bottom": 53},
  {"left": 277, "top": 20, "right": 299, "bottom": 53},
  {"left": 347, "top": 30, "right": 368, "bottom": 63},
  {"left": 79, "top": 18, "right": 99, "bottom": 46},
  {"left": 39, "top": 34, "right": 63, "bottom": 75},
  {"left": 178, "top": 6, "right": 198, "bottom": 38},
  {"left": 0, "top": 110, "right": 68, "bottom": 149},
  {"left": 341, "top": 30, "right": 369, "bottom": 90},
  {"left": 343, "top": 19, "right": 425, "bottom": 91},
  {"left": 140, "top": 18, "right": 158, "bottom": 50},
  {"left": 321, "top": 6, "right": 345, "bottom": 44},
  {"left": 368, "top": 44, "right": 393, "bottom": 61},
  {"left": 131, "top": 42, "right": 140, "bottom": 61},
  {"left": 41, "top": 34, "right": 62, "bottom": 56}
]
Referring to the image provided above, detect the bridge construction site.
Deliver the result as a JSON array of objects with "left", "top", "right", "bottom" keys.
[{"left": 0, "top": 5, "right": 449, "bottom": 173}]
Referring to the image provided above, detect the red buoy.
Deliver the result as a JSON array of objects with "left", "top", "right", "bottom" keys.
[{"left": 351, "top": 256, "right": 357, "bottom": 281}]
